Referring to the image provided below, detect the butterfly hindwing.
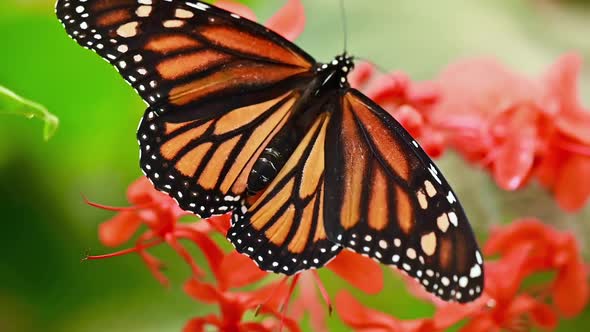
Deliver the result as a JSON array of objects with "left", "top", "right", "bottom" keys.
[
  {"left": 323, "top": 90, "right": 484, "bottom": 303},
  {"left": 138, "top": 91, "right": 302, "bottom": 216}
]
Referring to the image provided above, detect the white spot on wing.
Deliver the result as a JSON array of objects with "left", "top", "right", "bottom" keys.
[
  {"left": 469, "top": 264, "right": 482, "bottom": 278},
  {"left": 175, "top": 8, "right": 194, "bottom": 18},
  {"left": 447, "top": 191, "right": 457, "bottom": 204},
  {"left": 136, "top": 5, "right": 152, "bottom": 17},
  {"left": 116, "top": 21, "right": 139, "bottom": 38},
  {"left": 163, "top": 20, "right": 185, "bottom": 28},
  {"left": 448, "top": 211, "right": 458, "bottom": 227},
  {"left": 428, "top": 164, "right": 442, "bottom": 184},
  {"left": 459, "top": 276, "right": 468, "bottom": 288},
  {"left": 424, "top": 180, "right": 436, "bottom": 197}
]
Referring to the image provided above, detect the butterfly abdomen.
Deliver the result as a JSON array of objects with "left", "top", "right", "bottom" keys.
[
  {"left": 248, "top": 147, "right": 291, "bottom": 195},
  {"left": 246, "top": 112, "right": 312, "bottom": 195}
]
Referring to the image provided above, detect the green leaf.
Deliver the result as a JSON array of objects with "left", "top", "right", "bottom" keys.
[{"left": 0, "top": 85, "right": 58, "bottom": 140}]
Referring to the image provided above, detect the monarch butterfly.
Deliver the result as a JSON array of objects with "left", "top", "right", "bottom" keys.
[{"left": 56, "top": 0, "right": 484, "bottom": 302}]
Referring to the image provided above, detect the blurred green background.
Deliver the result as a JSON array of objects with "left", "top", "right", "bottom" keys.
[{"left": 1, "top": 0, "right": 589, "bottom": 331}]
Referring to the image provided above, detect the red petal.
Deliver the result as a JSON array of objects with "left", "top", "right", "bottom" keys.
[
  {"left": 127, "top": 177, "right": 159, "bottom": 204},
  {"left": 485, "top": 249, "right": 531, "bottom": 300},
  {"left": 493, "top": 124, "right": 536, "bottom": 190},
  {"left": 529, "top": 302, "right": 559, "bottom": 329},
  {"left": 458, "top": 316, "right": 497, "bottom": 332},
  {"left": 535, "top": 148, "right": 564, "bottom": 189},
  {"left": 336, "top": 291, "right": 435, "bottom": 332},
  {"left": 368, "top": 72, "right": 409, "bottom": 106},
  {"left": 98, "top": 211, "right": 142, "bottom": 247},
  {"left": 556, "top": 110, "right": 590, "bottom": 145},
  {"left": 484, "top": 218, "right": 553, "bottom": 256},
  {"left": 349, "top": 61, "right": 376, "bottom": 89},
  {"left": 419, "top": 130, "right": 446, "bottom": 159},
  {"left": 335, "top": 291, "right": 402, "bottom": 329},
  {"left": 183, "top": 315, "right": 221, "bottom": 332},
  {"left": 176, "top": 228, "right": 225, "bottom": 279},
  {"left": 241, "top": 280, "right": 289, "bottom": 310},
  {"left": 433, "top": 57, "right": 537, "bottom": 120},
  {"left": 255, "top": 311, "right": 303, "bottom": 332},
  {"left": 543, "top": 53, "right": 583, "bottom": 118},
  {"left": 239, "top": 322, "right": 272, "bottom": 332},
  {"left": 403, "top": 320, "right": 437, "bottom": 332},
  {"left": 183, "top": 278, "right": 222, "bottom": 304},
  {"left": 327, "top": 251, "right": 383, "bottom": 294},
  {"left": 297, "top": 273, "right": 328, "bottom": 332},
  {"left": 407, "top": 80, "right": 440, "bottom": 107},
  {"left": 264, "top": 0, "right": 305, "bottom": 41},
  {"left": 206, "top": 213, "right": 231, "bottom": 234},
  {"left": 392, "top": 105, "right": 424, "bottom": 137},
  {"left": 508, "top": 295, "right": 558, "bottom": 329},
  {"left": 433, "top": 301, "right": 483, "bottom": 330},
  {"left": 218, "top": 251, "right": 268, "bottom": 290},
  {"left": 554, "top": 154, "right": 590, "bottom": 211},
  {"left": 553, "top": 257, "right": 589, "bottom": 317},
  {"left": 214, "top": 0, "right": 257, "bottom": 21}
]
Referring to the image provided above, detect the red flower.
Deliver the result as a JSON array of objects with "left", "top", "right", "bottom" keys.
[
  {"left": 289, "top": 251, "right": 384, "bottom": 332},
  {"left": 440, "top": 219, "right": 587, "bottom": 330},
  {"left": 183, "top": 250, "right": 301, "bottom": 332},
  {"left": 86, "top": 177, "right": 231, "bottom": 286},
  {"left": 336, "top": 291, "right": 435, "bottom": 332},
  {"left": 424, "top": 249, "right": 556, "bottom": 332},
  {"left": 403, "top": 219, "right": 587, "bottom": 330},
  {"left": 430, "top": 54, "right": 590, "bottom": 211},
  {"left": 460, "top": 251, "right": 557, "bottom": 332},
  {"left": 536, "top": 53, "right": 590, "bottom": 211},
  {"left": 485, "top": 218, "right": 589, "bottom": 317},
  {"left": 430, "top": 57, "right": 547, "bottom": 190}
]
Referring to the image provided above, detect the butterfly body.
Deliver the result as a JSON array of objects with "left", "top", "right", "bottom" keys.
[
  {"left": 57, "top": 0, "right": 484, "bottom": 303},
  {"left": 247, "top": 54, "right": 353, "bottom": 195}
]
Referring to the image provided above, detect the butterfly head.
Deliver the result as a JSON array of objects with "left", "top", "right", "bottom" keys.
[{"left": 316, "top": 53, "right": 355, "bottom": 90}]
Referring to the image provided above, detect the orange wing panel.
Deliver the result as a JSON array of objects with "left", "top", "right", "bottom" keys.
[{"left": 199, "top": 25, "right": 312, "bottom": 69}]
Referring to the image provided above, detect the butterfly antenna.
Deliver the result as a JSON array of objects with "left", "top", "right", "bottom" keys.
[{"left": 340, "top": 0, "right": 348, "bottom": 53}]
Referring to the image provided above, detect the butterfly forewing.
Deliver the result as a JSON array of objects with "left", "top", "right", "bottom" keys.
[
  {"left": 56, "top": 0, "right": 314, "bottom": 107},
  {"left": 323, "top": 90, "right": 484, "bottom": 303},
  {"left": 57, "top": 0, "right": 318, "bottom": 217}
]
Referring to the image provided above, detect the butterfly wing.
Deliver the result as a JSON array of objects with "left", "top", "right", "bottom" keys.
[
  {"left": 323, "top": 89, "right": 484, "bottom": 303},
  {"left": 56, "top": 0, "right": 317, "bottom": 217},
  {"left": 228, "top": 95, "right": 343, "bottom": 275},
  {"left": 56, "top": 0, "right": 314, "bottom": 106}
]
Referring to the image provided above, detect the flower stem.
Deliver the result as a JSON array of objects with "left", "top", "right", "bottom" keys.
[
  {"left": 312, "top": 270, "right": 333, "bottom": 315},
  {"left": 82, "top": 194, "right": 155, "bottom": 211},
  {"left": 83, "top": 238, "right": 163, "bottom": 260}
]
